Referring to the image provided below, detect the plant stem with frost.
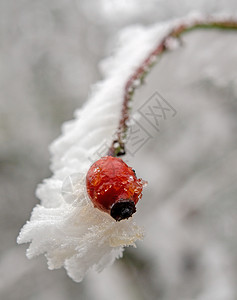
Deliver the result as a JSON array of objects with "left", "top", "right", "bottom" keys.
[{"left": 108, "top": 17, "right": 237, "bottom": 157}]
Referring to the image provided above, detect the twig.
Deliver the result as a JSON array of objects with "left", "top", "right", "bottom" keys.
[{"left": 107, "top": 17, "right": 237, "bottom": 157}]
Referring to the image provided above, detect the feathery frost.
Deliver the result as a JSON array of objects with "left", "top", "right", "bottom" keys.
[{"left": 17, "top": 15, "right": 204, "bottom": 281}]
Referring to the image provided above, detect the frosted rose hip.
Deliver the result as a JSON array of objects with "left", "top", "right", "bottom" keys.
[{"left": 86, "top": 156, "right": 146, "bottom": 221}]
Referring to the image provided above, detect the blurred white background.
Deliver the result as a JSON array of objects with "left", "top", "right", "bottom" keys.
[{"left": 0, "top": 1, "right": 237, "bottom": 299}]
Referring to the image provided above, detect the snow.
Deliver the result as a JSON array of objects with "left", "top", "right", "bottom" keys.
[
  {"left": 17, "top": 16, "right": 174, "bottom": 281},
  {"left": 16, "top": 11, "right": 237, "bottom": 290}
]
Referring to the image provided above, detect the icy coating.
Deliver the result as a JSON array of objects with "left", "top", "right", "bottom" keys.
[
  {"left": 18, "top": 172, "right": 144, "bottom": 282},
  {"left": 17, "top": 15, "right": 190, "bottom": 282}
]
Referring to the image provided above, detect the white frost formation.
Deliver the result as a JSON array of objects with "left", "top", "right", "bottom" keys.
[{"left": 17, "top": 15, "right": 206, "bottom": 282}]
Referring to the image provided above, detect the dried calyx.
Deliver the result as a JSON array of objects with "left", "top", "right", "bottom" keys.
[{"left": 110, "top": 199, "right": 136, "bottom": 221}]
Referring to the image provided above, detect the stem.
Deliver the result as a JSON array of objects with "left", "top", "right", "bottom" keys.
[{"left": 107, "top": 17, "right": 237, "bottom": 157}]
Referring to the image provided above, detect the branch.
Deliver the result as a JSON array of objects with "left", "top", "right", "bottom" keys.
[{"left": 108, "top": 17, "right": 237, "bottom": 157}]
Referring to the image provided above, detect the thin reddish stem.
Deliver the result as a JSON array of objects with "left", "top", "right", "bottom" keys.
[{"left": 107, "top": 17, "right": 237, "bottom": 157}]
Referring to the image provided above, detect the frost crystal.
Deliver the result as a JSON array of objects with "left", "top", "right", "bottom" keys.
[
  {"left": 17, "top": 16, "right": 189, "bottom": 282},
  {"left": 18, "top": 172, "right": 143, "bottom": 282}
]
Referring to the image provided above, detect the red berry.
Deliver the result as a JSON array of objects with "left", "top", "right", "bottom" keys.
[{"left": 86, "top": 156, "right": 146, "bottom": 221}]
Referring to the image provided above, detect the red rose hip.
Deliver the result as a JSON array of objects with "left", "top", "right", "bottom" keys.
[{"left": 86, "top": 156, "right": 146, "bottom": 221}]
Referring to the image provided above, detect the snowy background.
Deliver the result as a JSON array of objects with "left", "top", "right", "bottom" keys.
[{"left": 1, "top": 1, "right": 237, "bottom": 300}]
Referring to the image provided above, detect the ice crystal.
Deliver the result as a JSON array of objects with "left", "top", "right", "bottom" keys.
[
  {"left": 18, "top": 173, "right": 143, "bottom": 282},
  {"left": 17, "top": 14, "right": 204, "bottom": 282}
]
